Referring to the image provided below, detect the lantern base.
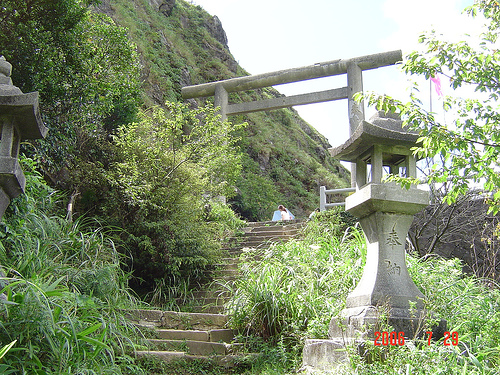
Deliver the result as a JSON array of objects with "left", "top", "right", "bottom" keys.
[
  {"left": 302, "top": 307, "right": 446, "bottom": 372},
  {"left": 329, "top": 305, "right": 428, "bottom": 341}
]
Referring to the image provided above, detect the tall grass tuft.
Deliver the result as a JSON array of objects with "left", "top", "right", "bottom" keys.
[{"left": 0, "top": 156, "right": 145, "bottom": 373}]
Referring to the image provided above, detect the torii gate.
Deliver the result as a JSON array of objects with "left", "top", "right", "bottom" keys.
[{"left": 181, "top": 50, "right": 402, "bottom": 186}]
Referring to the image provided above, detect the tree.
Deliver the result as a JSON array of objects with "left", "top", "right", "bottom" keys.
[
  {"left": 112, "top": 102, "right": 245, "bottom": 212},
  {"left": 364, "top": 0, "right": 500, "bottom": 212},
  {"left": 0, "top": 0, "right": 141, "bottom": 183},
  {"left": 107, "top": 102, "right": 246, "bottom": 295}
]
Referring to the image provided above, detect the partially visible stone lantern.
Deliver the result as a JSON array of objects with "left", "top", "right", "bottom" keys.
[
  {"left": 0, "top": 56, "right": 48, "bottom": 219},
  {"left": 302, "top": 111, "right": 440, "bottom": 371}
]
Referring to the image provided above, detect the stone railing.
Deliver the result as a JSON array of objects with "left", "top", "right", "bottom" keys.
[{"left": 319, "top": 186, "right": 355, "bottom": 211}]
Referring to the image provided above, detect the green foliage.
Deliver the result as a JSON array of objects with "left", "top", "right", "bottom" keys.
[
  {"left": 2, "top": 0, "right": 350, "bottom": 223},
  {"left": 227, "top": 209, "right": 366, "bottom": 342},
  {"left": 106, "top": 102, "right": 247, "bottom": 297},
  {"left": 112, "top": 102, "right": 245, "bottom": 211},
  {"left": 361, "top": 1, "right": 500, "bottom": 213},
  {"left": 233, "top": 107, "right": 349, "bottom": 220},
  {"left": 231, "top": 155, "right": 283, "bottom": 222},
  {"left": 0, "top": 0, "right": 141, "bottom": 186},
  {"left": 205, "top": 199, "right": 247, "bottom": 233},
  {"left": 351, "top": 257, "right": 500, "bottom": 374},
  {"left": 0, "top": 158, "right": 130, "bottom": 304}
]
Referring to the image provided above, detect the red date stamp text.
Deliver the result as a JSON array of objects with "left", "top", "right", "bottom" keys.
[{"left": 374, "top": 331, "right": 459, "bottom": 346}]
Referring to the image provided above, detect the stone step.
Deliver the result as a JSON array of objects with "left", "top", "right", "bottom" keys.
[
  {"left": 235, "top": 237, "right": 294, "bottom": 247},
  {"left": 215, "top": 268, "right": 239, "bottom": 276},
  {"left": 221, "top": 257, "right": 239, "bottom": 263},
  {"left": 154, "top": 328, "right": 237, "bottom": 342},
  {"left": 156, "top": 329, "right": 210, "bottom": 341},
  {"left": 129, "top": 220, "right": 303, "bottom": 370},
  {"left": 125, "top": 309, "right": 164, "bottom": 324},
  {"left": 246, "top": 221, "right": 275, "bottom": 227},
  {"left": 148, "top": 339, "right": 228, "bottom": 355},
  {"left": 227, "top": 248, "right": 261, "bottom": 257},
  {"left": 224, "top": 238, "right": 247, "bottom": 246},
  {"left": 147, "top": 338, "right": 244, "bottom": 355},
  {"left": 189, "top": 304, "right": 226, "bottom": 314},
  {"left": 217, "top": 262, "right": 239, "bottom": 270},
  {"left": 218, "top": 274, "right": 238, "bottom": 282},
  {"left": 191, "top": 290, "right": 231, "bottom": 299},
  {"left": 135, "top": 351, "right": 259, "bottom": 368},
  {"left": 246, "top": 227, "right": 300, "bottom": 235},
  {"left": 246, "top": 232, "right": 296, "bottom": 240},
  {"left": 158, "top": 311, "right": 228, "bottom": 330},
  {"left": 135, "top": 350, "right": 185, "bottom": 363},
  {"left": 246, "top": 220, "right": 304, "bottom": 229},
  {"left": 245, "top": 230, "right": 290, "bottom": 237},
  {"left": 127, "top": 310, "right": 230, "bottom": 330}
]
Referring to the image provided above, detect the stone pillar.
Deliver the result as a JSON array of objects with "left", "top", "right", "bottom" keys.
[
  {"left": 303, "top": 112, "right": 446, "bottom": 372},
  {"left": 347, "top": 63, "right": 364, "bottom": 187},
  {"left": 213, "top": 84, "right": 228, "bottom": 204},
  {"left": 214, "top": 84, "right": 228, "bottom": 122},
  {"left": 347, "top": 63, "right": 364, "bottom": 133},
  {"left": 329, "top": 183, "right": 429, "bottom": 339}
]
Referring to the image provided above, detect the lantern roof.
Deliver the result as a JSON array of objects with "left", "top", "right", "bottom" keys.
[
  {"left": 0, "top": 57, "right": 48, "bottom": 140},
  {"left": 329, "top": 111, "right": 419, "bottom": 163}
]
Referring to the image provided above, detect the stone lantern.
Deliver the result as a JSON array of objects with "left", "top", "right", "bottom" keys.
[
  {"left": 302, "top": 111, "right": 441, "bottom": 370},
  {"left": 327, "top": 111, "right": 429, "bottom": 339},
  {"left": 0, "top": 56, "right": 48, "bottom": 218}
]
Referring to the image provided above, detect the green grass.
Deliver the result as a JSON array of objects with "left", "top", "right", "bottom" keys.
[{"left": 0, "top": 157, "right": 150, "bottom": 374}]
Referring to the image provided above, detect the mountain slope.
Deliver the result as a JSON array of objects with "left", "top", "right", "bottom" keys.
[{"left": 97, "top": 0, "right": 349, "bottom": 220}]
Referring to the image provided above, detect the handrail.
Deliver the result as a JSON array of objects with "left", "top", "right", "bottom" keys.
[{"left": 320, "top": 186, "right": 356, "bottom": 211}]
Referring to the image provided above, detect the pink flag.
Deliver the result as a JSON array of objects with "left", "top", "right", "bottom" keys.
[{"left": 430, "top": 74, "right": 443, "bottom": 97}]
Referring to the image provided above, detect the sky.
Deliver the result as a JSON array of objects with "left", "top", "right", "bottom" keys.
[{"left": 189, "top": 0, "right": 478, "bottom": 147}]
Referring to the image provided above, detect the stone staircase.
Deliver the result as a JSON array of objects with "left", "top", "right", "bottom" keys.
[
  {"left": 227, "top": 220, "right": 305, "bottom": 254},
  {"left": 128, "top": 220, "right": 305, "bottom": 367},
  {"left": 129, "top": 309, "right": 248, "bottom": 367}
]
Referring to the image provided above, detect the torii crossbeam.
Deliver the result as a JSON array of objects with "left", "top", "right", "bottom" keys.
[{"left": 181, "top": 50, "right": 403, "bottom": 185}]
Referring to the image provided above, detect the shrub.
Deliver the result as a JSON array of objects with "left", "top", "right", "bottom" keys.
[{"left": 104, "top": 102, "right": 247, "bottom": 300}]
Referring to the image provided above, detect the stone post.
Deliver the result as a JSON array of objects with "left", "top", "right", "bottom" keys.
[
  {"left": 214, "top": 84, "right": 228, "bottom": 122},
  {"left": 347, "top": 63, "right": 364, "bottom": 134},
  {"left": 347, "top": 62, "right": 364, "bottom": 188}
]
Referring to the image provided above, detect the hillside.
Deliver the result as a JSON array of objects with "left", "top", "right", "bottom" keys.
[{"left": 96, "top": 0, "right": 350, "bottom": 220}]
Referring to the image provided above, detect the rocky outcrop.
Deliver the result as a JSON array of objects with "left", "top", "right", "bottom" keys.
[
  {"left": 159, "top": 0, "right": 176, "bottom": 17},
  {"left": 148, "top": 0, "right": 176, "bottom": 16},
  {"left": 204, "top": 16, "right": 228, "bottom": 47}
]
